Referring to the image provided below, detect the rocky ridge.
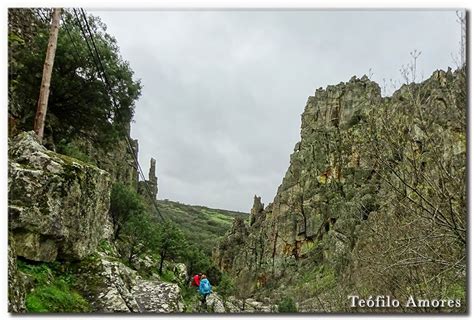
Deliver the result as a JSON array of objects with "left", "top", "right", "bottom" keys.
[
  {"left": 214, "top": 68, "right": 466, "bottom": 310},
  {"left": 215, "top": 74, "right": 382, "bottom": 279}
]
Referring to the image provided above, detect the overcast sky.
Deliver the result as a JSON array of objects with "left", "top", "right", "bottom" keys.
[{"left": 90, "top": 10, "right": 461, "bottom": 212}]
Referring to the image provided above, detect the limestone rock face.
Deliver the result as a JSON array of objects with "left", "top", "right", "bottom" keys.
[
  {"left": 213, "top": 218, "right": 249, "bottom": 271},
  {"left": 77, "top": 252, "right": 142, "bottom": 312},
  {"left": 215, "top": 69, "right": 466, "bottom": 309},
  {"left": 8, "top": 237, "right": 26, "bottom": 313},
  {"left": 172, "top": 263, "right": 188, "bottom": 284},
  {"left": 72, "top": 137, "right": 139, "bottom": 189},
  {"left": 130, "top": 254, "right": 157, "bottom": 275},
  {"left": 8, "top": 131, "right": 112, "bottom": 261},
  {"left": 77, "top": 252, "right": 184, "bottom": 313},
  {"left": 215, "top": 76, "right": 381, "bottom": 280}
]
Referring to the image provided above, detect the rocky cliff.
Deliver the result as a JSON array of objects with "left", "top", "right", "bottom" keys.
[
  {"left": 8, "top": 131, "right": 186, "bottom": 313},
  {"left": 214, "top": 68, "right": 466, "bottom": 311},
  {"left": 215, "top": 74, "right": 382, "bottom": 277},
  {"left": 9, "top": 132, "right": 112, "bottom": 262}
]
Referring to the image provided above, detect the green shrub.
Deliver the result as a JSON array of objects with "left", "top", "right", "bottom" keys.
[
  {"left": 278, "top": 296, "right": 297, "bottom": 313},
  {"left": 98, "top": 239, "right": 114, "bottom": 255},
  {"left": 57, "top": 140, "right": 92, "bottom": 164},
  {"left": 180, "top": 285, "right": 200, "bottom": 312},
  {"left": 17, "top": 261, "right": 53, "bottom": 285},
  {"left": 160, "top": 269, "right": 176, "bottom": 283},
  {"left": 217, "top": 273, "right": 235, "bottom": 301}
]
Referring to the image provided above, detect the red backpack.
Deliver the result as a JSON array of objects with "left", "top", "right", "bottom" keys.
[{"left": 192, "top": 274, "right": 201, "bottom": 287}]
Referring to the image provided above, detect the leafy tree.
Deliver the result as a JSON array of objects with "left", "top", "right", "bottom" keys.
[
  {"left": 182, "top": 245, "right": 210, "bottom": 279},
  {"left": 120, "top": 213, "right": 154, "bottom": 263},
  {"left": 181, "top": 244, "right": 225, "bottom": 284},
  {"left": 154, "top": 220, "right": 187, "bottom": 274},
  {"left": 8, "top": 9, "right": 141, "bottom": 148},
  {"left": 110, "top": 183, "right": 146, "bottom": 239}
]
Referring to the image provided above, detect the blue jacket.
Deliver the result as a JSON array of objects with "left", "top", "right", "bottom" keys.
[{"left": 199, "top": 278, "right": 212, "bottom": 295}]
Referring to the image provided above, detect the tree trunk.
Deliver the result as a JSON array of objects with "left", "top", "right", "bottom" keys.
[
  {"left": 128, "top": 243, "right": 135, "bottom": 264},
  {"left": 34, "top": 8, "right": 62, "bottom": 143},
  {"left": 159, "top": 253, "right": 165, "bottom": 274}
]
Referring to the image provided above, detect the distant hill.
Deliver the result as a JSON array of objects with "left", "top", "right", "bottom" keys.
[{"left": 155, "top": 200, "right": 248, "bottom": 255}]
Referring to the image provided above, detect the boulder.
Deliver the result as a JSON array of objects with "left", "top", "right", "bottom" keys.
[
  {"left": 76, "top": 252, "right": 141, "bottom": 312},
  {"left": 222, "top": 296, "right": 276, "bottom": 313},
  {"left": 130, "top": 255, "right": 156, "bottom": 275},
  {"left": 77, "top": 252, "right": 184, "bottom": 313},
  {"left": 8, "top": 131, "right": 111, "bottom": 261},
  {"left": 172, "top": 263, "right": 188, "bottom": 284},
  {"left": 131, "top": 280, "right": 184, "bottom": 312},
  {"left": 206, "top": 293, "right": 227, "bottom": 312}
]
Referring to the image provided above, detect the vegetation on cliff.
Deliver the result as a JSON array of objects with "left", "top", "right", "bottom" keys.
[{"left": 215, "top": 67, "right": 466, "bottom": 312}]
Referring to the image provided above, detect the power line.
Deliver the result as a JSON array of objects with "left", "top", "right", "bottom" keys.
[
  {"left": 79, "top": 9, "right": 114, "bottom": 97},
  {"left": 36, "top": 9, "right": 50, "bottom": 24},
  {"left": 70, "top": 8, "right": 165, "bottom": 222},
  {"left": 72, "top": 9, "right": 106, "bottom": 84},
  {"left": 77, "top": 9, "right": 165, "bottom": 222}
]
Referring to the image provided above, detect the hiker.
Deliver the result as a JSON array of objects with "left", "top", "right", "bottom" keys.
[
  {"left": 199, "top": 274, "right": 212, "bottom": 307},
  {"left": 192, "top": 272, "right": 202, "bottom": 287}
]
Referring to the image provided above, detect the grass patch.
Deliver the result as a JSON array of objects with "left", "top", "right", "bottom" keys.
[
  {"left": 18, "top": 260, "right": 91, "bottom": 313},
  {"left": 98, "top": 239, "right": 114, "bottom": 256}
]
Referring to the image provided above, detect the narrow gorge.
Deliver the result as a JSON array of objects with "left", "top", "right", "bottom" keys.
[{"left": 7, "top": 8, "right": 466, "bottom": 314}]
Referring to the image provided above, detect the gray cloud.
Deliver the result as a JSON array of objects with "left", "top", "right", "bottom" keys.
[{"left": 91, "top": 10, "right": 461, "bottom": 212}]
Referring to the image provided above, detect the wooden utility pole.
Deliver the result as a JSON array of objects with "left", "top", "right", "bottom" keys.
[{"left": 33, "top": 8, "right": 62, "bottom": 143}]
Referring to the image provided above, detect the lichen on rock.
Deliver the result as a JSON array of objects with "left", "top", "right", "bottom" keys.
[
  {"left": 214, "top": 69, "right": 466, "bottom": 311},
  {"left": 76, "top": 251, "right": 184, "bottom": 313},
  {"left": 8, "top": 236, "right": 26, "bottom": 313},
  {"left": 8, "top": 131, "right": 112, "bottom": 262}
]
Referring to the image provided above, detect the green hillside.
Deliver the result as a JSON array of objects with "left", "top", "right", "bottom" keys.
[{"left": 155, "top": 200, "right": 248, "bottom": 255}]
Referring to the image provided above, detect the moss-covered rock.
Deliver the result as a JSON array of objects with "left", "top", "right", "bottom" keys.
[
  {"left": 76, "top": 251, "right": 184, "bottom": 313},
  {"left": 8, "top": 131, "right": 112, "bottom": 262},
  {"left": 76, "top": 251, "right": 141, "bottom": 312}
]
